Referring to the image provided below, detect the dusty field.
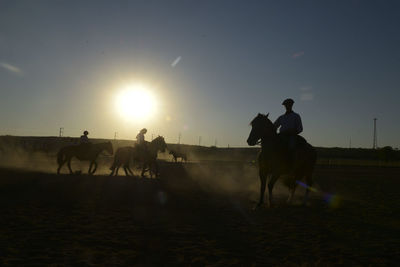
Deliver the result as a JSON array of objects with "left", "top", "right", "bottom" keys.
[{"left": 0, "top": 161, "right": 399, "bottom": 266}]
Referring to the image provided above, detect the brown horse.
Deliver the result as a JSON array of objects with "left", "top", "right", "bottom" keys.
[
  {"left": 247, "top": 113, "right": 316, "bottom": 207},
  {"left": 109, "top": 136, "right": 167, "bottom": 177},
  {"left": 57, "top": 142, "right": 113, "bottom": 175}
]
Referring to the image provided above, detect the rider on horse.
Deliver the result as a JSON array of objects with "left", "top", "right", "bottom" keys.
[
  {"left": 80, "top": 130, "right": 90, "bottom": 144},
  {"left": 79, "top": 130, "right": 91, "bottom": 153},
  {"left": 273, "top": 98, "right": 303, "bottom": 163},
  {"left": 136, "top": 128, "right": 148, "bottom": 153}
]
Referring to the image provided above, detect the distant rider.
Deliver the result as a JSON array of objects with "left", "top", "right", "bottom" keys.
[
  {"left": 80, "top": 130, "right": 90, "bottom": 144},
  {"left": 274, "top": 98, "right": 303, "bottom": 161},
  {"left": 79, "top": 130, "right": 91, "bottom": 152}
]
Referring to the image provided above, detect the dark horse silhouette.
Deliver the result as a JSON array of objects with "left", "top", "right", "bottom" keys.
[
  {"left": 109, "top": 136, "right": 167, "bottom": 177},
  {"left": 57, "top": 142, "right": 113, "bottom": 175},
  {"left": 169, "top": 150, "right": 187, "bottom": 163},
  {"left": 247, "top": 113, "right": 317, "bottom": 207}
]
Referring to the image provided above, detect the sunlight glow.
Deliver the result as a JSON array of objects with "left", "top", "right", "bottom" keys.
[{"left": 115, "top": 84, "right": 157, "bottom": 121}]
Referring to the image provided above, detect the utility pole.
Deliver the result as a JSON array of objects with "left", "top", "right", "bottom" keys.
[
  {"left": 214, "top": 138, "right": 217, "bottom": 147},
  {"left": 373, "top": 118, "right": 378, "bottom": 149},
  {"left": 59, "top": 127, "right": 64, "bottom": 137},
  {"left": 178, "top": 132, "right": 181, "bottom": 144},
  {"left": 114, "top": 132, "right": 117, "bottom": 140},
  {"left": 198, "top": 136, "right": 202, "bottom": 146}
]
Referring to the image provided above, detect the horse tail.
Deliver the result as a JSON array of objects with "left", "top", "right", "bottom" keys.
[{"left": 57, "top": 148, "right": 65, "bottom": 165}]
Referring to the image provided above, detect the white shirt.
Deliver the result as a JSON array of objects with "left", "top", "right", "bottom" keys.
[
  {"left": 274, "top": 111, "right": 303, "bottom": 134},
  {"left": 136, "top": 133, "right": 145, "bottom": 144}
]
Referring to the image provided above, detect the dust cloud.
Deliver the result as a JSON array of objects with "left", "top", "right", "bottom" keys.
[
  {"left": 0, "top": 147, "right": 56, "bottom": 173},
  {"left": 0, "top": 140, "right": 302, "bottom": 203}
]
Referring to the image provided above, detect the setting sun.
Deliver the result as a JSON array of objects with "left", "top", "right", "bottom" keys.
[{"left": 115, "top": 84, "right": 157, "bottom": 121}]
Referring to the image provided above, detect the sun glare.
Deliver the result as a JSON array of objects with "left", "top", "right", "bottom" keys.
[{"left": 115, "top": 84, "right": 157, "bottom": 121}]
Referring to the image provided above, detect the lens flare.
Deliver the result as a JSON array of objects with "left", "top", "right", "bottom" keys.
[
  {"left": 296, "top": 180, "right": 341, "bottom": 208},
  {"left": 323, "top": 193, "right": 341, "bottom": 208}
]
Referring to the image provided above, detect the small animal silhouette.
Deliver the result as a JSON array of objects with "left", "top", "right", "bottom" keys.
[{"left": 169, "top": 150, "right": 187, "bottom": 163}]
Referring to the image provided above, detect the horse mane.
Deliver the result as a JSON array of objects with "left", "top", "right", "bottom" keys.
[
  {"left": 152, "top": 136, "right": 164, "bottom": 142},
  {"left": 250, "top": 113, "right": 273, "bottom": 126}
]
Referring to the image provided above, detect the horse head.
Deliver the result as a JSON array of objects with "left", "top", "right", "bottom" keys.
[
  {"left": 152, "top": 136, "right": 167, "bottom": 152},
  {"left": 247, "top": 113, "right": 275, "bottom": 146}
]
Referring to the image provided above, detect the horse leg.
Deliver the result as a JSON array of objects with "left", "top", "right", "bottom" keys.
[
  {"left": 126, "top": 165, "right": 134, "bottom": 176},
  {"left": 123, "top": 164, "right": 130, "bottom": 176},
  {"left": 154, "top": 161, "right": 159, "bottom": 178},
  {"left": 109, "top": 158, "right": 117, "bottom": 174},
  {"left": 115, "top": 165, "right": 120, "bottom": 176},
  {"left": 109, "top": 165, "right": 115, "bottom": 176},
  {"left": 152, "top": 161, "right": 159, "bottom": 178},
  {"left": 287, "top": 176, "right": 299, "bottom": 204},
  {"left": 67, "top": 158, "right": 73, "bottom": 174},
  {"left": 123, "top": 166, "right": 128, "bottom": 176},
  {"left": 256, "top": 170, "right": 267, "bottom": 208},
  {"left": 88, "top": 162, "right": 93, "bottom": 174},
  {"left": 155, "top": 162, "right": 160, "bottom": 177},
  {"left": 268, "top": 174, "right": 280, "bottom": 207},
  {"left": 91, "top": 162, "right": 98, "bottom": 175},
  {"left": 148, "top": 162, "right": 154, "bottom": 178},
  {"left": 141, "top": 163, "right": 147, "bottom": 177},
  {"left": 57, "top": 160, "right": 66, "bottom": 174},
  {"left": 109, "top": 162, "right": 118, "bottom": 176}
]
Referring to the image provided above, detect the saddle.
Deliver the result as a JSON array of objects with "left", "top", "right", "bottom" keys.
[
  {"left": 78, "top": 143, "right": 92, "bottom": 158},
  {"left": 277, "top": 134, "right": 307, "bottom": 166},
  {"left": 135, "top": 143, "right": 148, "bottom": 153}
]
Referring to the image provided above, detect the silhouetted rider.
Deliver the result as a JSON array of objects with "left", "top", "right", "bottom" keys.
[
  {"left": 80, "top": 130, "right": 90, "bottom": 144},
  {"left": 274, "top": 98, "right": 303, "bottom": 162},
  {"left": 136, "top": 128, "right": 148, "bottom": 152},
  {"left": 79, "top": 130, "right": 91, "bottom": 154}
]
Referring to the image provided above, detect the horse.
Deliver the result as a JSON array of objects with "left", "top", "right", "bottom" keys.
[
  {"left": 57, "top": 142, "right": 113, "bottom": 175},
  {"left": 109, "top": 136, "right": 167, "bottom": 177},
  {"left": 169, "top": 150, "right": 187, "bottom": 163},
  {"left": 247, "top": 113, "right": 317, "bottom": 208}
]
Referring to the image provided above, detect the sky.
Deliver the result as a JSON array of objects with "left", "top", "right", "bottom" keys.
[{"left": 1, "top": 0, "right": 399, "bottom": 148}]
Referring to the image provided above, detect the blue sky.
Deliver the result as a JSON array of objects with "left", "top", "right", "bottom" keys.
[{"left": 1, "top": 0, "right": 399, "bottom": 148}]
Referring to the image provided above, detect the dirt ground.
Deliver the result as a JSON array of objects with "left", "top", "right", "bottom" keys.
[{"left": 0, "top": 161, "right": 399, "bottom": 266}]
